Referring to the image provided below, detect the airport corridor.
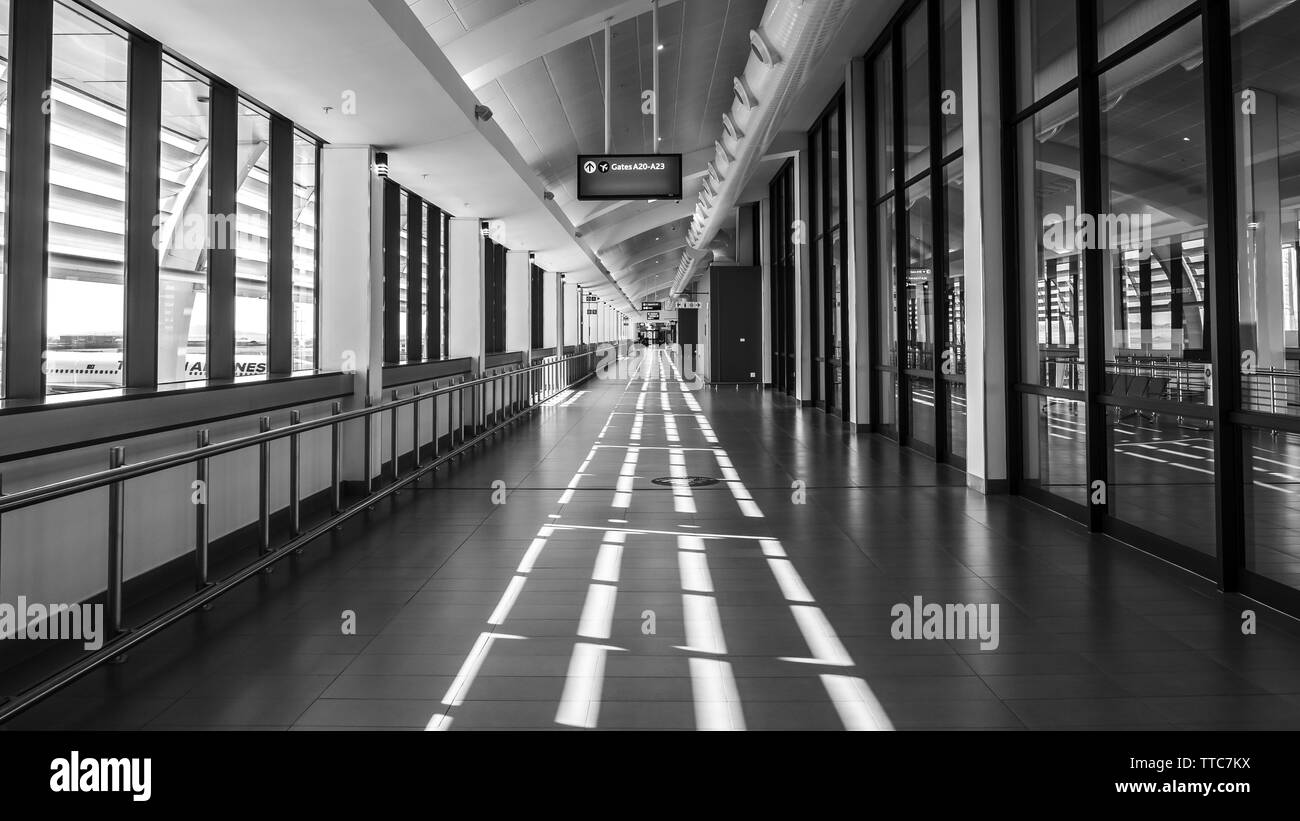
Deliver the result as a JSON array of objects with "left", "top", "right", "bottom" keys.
[{"left": 11, "top": 347, "right": 1300, "bottom": 731}]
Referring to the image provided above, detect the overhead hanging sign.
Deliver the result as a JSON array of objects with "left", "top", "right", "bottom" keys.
[
  {"left": 645, "top": 312, "right": 661, "bottom": 321},
  {"left": 641, "top": 301, "right": 662, "bottom": 311},
  {"left": 577, "top": 154, "right": 683, "bottom": 201}
]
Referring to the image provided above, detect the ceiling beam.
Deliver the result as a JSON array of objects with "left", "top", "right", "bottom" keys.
[{"left": 445, "top": 0, "right": 686, "bottom": 91}]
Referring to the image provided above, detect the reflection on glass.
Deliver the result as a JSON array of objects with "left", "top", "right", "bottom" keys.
[
  {"left": 906, "top": 178, "right": 934, "bottom": 448},
  {"left": 944, "top": 161, "right": 966, "bottom": 462},
  {"left": 421, "top": 203, "right": 429, "bottom": 356},
  {"left": 1014, "top": 0, "right": 1077, "bottom": 110},
  {"left": 292, "top": 133, "right": 317, "bottom": 370},
  {"left": 440, "top": 212, "right": 449, "bottom": 358},
  {"left": 1232, "top": 0, "right": 1300, "bottom": 419},
  {"left": 235, "top": 101, "right": 270, "bottom": 376},
  {"left": 905, "top": 179, "right": 934, "bottom": 375},
  {"left": 902, "top": 7, "right": 930, "bottom": 181},
  {"left": 876, "top": 200, "right": 897, "bottom": 439},
  {"left": 1022, "top": 395, "right": 1088, "bottom": 505},
  {"left": 940, "top": 0, "right": 963, "bottom": 157},
  {"left": 1018, "top": 92, "right": 1084, "bottom": 390},
  {"left": 1108, "top": 408, "right": 1216, "bottom": 555},
  {"left": 399, "top": 190, "right": 408, "bottom": 361},
  {"left": 1243, "top": 428, "right": 1300, "bottom": 587},
  {"left": 46, "top": 2, "right": 129, "bottom": 394},
  {"left": 874, "top": 46, "right": 893, "bottom": 197},
  {"left": 1100, "top": 21, "right": 1209, "bottom": 405},
  {"left": 158, "top": 57, "right": 209, "bottom": 384}
]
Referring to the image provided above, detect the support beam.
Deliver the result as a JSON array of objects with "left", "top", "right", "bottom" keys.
[
  {"left": 4, "top": 0, "right": 54, "bottom": 399},
  {"left": 125, "top": 35, "right": 163, "bottom": 389},
  {"left": 268, "top": 113, "right": 295, "bottom": 375}
]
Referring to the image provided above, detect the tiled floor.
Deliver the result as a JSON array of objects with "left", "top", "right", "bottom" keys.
[{"left": 11, "top": 346, "right": 1300, "bottom": 730}]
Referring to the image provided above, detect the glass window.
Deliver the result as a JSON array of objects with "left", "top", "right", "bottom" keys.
[
  {"left": 421, "top": 203, "right": 429, "bottom": 356},
  {"left": 158, "top": 57, "right": 209, "bottom": 384},
  {"left": 441, "top": 212, "right": 449, "bottom": 358},
  {"left": 1013, "top": 0, "right": 1077, "bottom": 111},
  {"left": 235, "top": 101, "right": 270, "bottom": 377},
  {"left": 398, "top": 189, "right": 408, "bottom": 361},
  {"left": 902, "top": 7, "right": 930, "bottom": 182},
  {"left": 828, "top": 105, "right": 841, "bottom": 228},
  {"left": 1232, "top": 0, "right": 1300, "bottom": 419},
  {"left": 1244, "top": 428, "right": 1300, "bottom": 586},
  {"left": 876, "top": 200, "right": 897, "bottom": 439},
  {"left": 944, "top": 161, "right": 966, "bottom": 462},
  {"left": 1099, "top": 20, "right": 1209, "bottom": 405},
  {"left": 1017, "top": 92, "right": 1083, "bottom": 390},
  {"left": 1022, "top": 394, "right": 1088, "bottom": 505},
  {"left": 46, "top": 2, "right": 129, "bottom": 394},
  {"left": 873, "top": 46, "right": 893, "bottom": 197},
  {"left": 940, "top": 0, "right": 962, "bottom": 157},
  {"left": 1099, "top": 0, "right": 1193, "bottom": 60},
  {"left": 0, "top": 0, "right": 10, "bottom": 396},
  {"left": 292, "top": 132, "right": 317, "bottom": 370},
  {"left": 906, "top": 178, "right": 935, "bottom": 448}
]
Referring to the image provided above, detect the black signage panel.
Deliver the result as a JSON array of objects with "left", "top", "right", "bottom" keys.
[
  {"left": 578, "top": 154, "right": 683, "bottom": 201},
  {"left": 641, "top": 301, "right": 662, "bottom": 311}
]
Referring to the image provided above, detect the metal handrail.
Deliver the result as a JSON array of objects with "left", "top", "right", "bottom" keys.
[
  {"left": 0, "top": 347, "right": 611, "bottom": 515},
  {"left": 0, "top": 344, "right": 616, "bottom": 724}
]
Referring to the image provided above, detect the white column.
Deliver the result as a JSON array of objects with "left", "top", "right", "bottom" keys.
[
  {"left": 543, "top": 271, "right": 560, "bottom": 349},
  {"left": 845, "top": 57, "right": 872, "bottom": 426},
  {"left": 564, "top": 282, "right": 580, "bottom": 347},
  {"left": 962, "top": 0, "right": 1009, "bottom": 493},
  {"left": 795, "top": 145, "right": 813, "bottom": 403},
  {"left": 506, "top": 250, "right": 531, "bottom": 354},
  {"left": 319, "top": 145, "right": 383, "bottom": 484},
  {"left": 448, "top": 218, "right": 485, "bottom": 372}
]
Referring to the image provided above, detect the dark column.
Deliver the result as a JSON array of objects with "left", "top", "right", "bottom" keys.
[
  {"left": 268, "top": 114, "right": 294, "bottom": 374},
  {"left": 1203, "top": 0, "right": 1245, "bottom": 591},
  {"left": 124, "top": 37, "right": 162, "bottom": 388},
  {"left": 4, "top": 0, "right": 55, "bottom": 399},
  {"left": 406, "top": 196, "right": 424, "bottom": 362},
  {"left": 426, "top": 206, "right": 443, "bottom": 359},
  {"left": 383, "top": 180, "right": 401, "bottom": 364},
  {"left": 1077, "top": 0, "right": 1108, "bottom": 532},
  {"left": 208, "top": 82, "right": 238, "bottom": 381}
]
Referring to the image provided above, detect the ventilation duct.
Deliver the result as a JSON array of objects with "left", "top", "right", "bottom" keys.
[{"left": 671, "top": 0, "right": 855, "bottom": 298}]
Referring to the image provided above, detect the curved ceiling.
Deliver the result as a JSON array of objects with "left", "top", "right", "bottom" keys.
[{"left": 415, "top": 0, "right": 767, "bottom": 308}]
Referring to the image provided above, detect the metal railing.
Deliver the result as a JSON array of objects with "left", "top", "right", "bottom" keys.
[{"left": 0, "top": 345, "right": 614, "bottom": 724}]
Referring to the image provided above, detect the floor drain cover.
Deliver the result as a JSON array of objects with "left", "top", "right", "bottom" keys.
[{"left": 651, "top": 476, "right": 721, "bottom": 487}]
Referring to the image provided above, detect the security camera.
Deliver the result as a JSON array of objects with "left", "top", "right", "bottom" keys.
[
  {"left": 474, "top": 104, "right": 493, "bottom": 121},
  {"left": 544, "top": 191, "right": 555, "bottom": 201}
]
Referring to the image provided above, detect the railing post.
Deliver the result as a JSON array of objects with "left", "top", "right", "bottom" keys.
[
  {"left": 390, "top": 390, "right": 400, "bottom": 482},
  {"left": 413, "top": 385, "right": 422, "bottom": 470},
  {"left": 363, "top": 395, "right": 374, "bottom": 494},
  {"left": 432, "top": 383, "right": 440, "bottom": 459},
  {"left": 330, "top": 401, "right": 342, "bottom": 515},
  {"left": 258, "top": 416, "right": 272, "bottom": 557},
  {"left": 289, "top": 411, "right": 301, "bottom": 538},
  {"left": 194, "top": 430, "right": 211, "bottom": 589},
  {"left": 107, "top": 446, "right": 126, "bottom": 639}
]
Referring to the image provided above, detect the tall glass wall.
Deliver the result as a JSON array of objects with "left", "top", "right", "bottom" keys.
[
  {"left": 46, "top": 2, "right": 129, "bottom": 393},
  {"left": 0, "top": 0, "right": 321, "bottom": 399},
  {"left": 1232, "top": 0, "right": 1300, "bottom": 592},
  {"left": 809, "top": 93, "right": 847, "bottom": 415},
  {"left": 866, "top": 0, "right": 965, "bottom": 461},
  {"left": 158, "top": 57, "right": 210, "bottom": 383}
]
